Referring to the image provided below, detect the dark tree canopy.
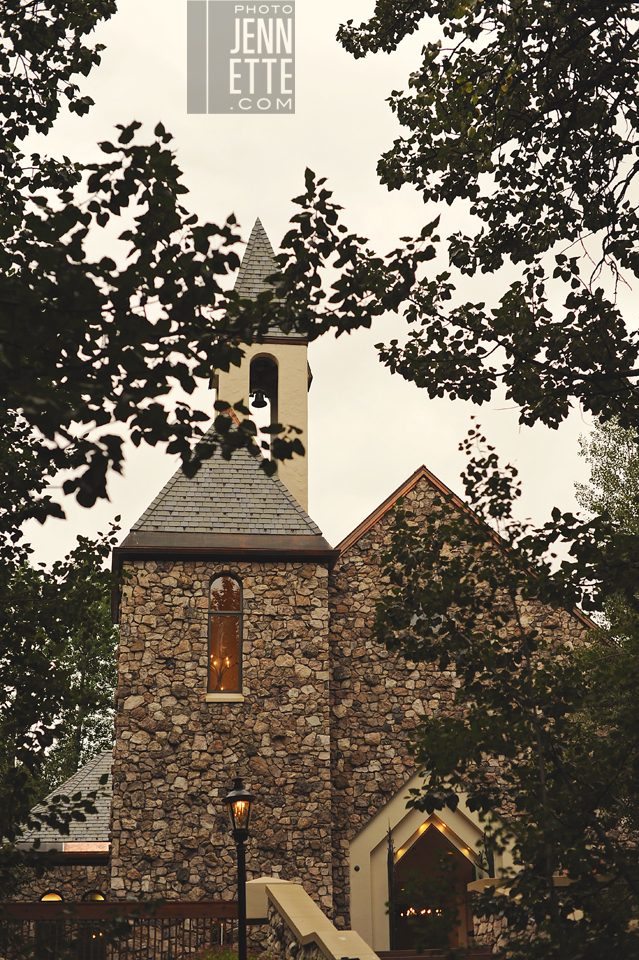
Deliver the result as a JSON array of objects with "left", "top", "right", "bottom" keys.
[
  {"left": 375, "top": 427, "right": 639, "bottom": 958},
  {"left": 317, "top": 3, "right": 639, "bottom": 432}
]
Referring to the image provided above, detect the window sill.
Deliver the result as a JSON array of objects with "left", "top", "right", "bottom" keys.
[{"left": 205, "top": 692, "right": 245, "bottom": 703}]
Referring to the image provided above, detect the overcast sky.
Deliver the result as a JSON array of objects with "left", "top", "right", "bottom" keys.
[{"left": 24, "top": 0, "right": 597, "bottom": 564}]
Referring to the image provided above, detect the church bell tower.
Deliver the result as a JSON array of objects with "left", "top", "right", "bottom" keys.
[{"left": 215, "top": 217, "right": 311, "bottom": 511}]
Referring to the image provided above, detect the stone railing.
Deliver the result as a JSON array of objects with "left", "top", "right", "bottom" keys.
[{"left": 247, "top": 878, "right": 378, "bottom": 960}]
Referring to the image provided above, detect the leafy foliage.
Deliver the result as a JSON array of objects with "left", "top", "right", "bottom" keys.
[
  {"left": 375, "top": 426, "right": 639, "bottom": 957},
  {"left": 0, "top": 4, "right": 332, "bottom": 517},
  {"left": 286, "top": 2, "right": 639, "bottom": 431},
  {"left": 0, "top": 521, "right": 118, "bottom": 894},
  {"left": 577, "top": 418, "right": 639, "bottom": 534}
]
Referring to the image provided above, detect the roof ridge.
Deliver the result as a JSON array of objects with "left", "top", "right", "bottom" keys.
[
  {"left": 22, "top": 749, "right": 113, "bottom": 843},
  {"left": 335, "top": 465, "right": 461, "bottom": 556},
  {"left": 43, "top": 749, "right": 113, "bottom": 803}
]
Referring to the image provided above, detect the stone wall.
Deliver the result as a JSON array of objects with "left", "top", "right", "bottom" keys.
[
  {"left": 111, "top": 559, "right": 333, "bottom": 910},
  {"left": 473, "top": 908, "right": 508, "bottom": 955},
  {"left": 266, "top": 900, "right": 325, "bottom": 960},
  {"left": 328, "top": 475, "right": 590, "bottom": 931},
  {"left": 10, "top": 862, "right": 111, "bottom": 901}
]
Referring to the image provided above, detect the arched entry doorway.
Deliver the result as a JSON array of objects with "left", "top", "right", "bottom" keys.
[
  {"left": 393, "top": 824, "right": 474, "bottom": 951},
  {"left": 349, "top": 774, "right": 514, "bottom": 952}
]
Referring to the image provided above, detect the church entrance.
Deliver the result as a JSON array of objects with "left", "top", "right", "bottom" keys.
[{"left": 393, "top": 824, "right": 475, "bottom": 951}]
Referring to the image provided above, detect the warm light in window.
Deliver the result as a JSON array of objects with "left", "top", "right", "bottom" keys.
[
  {"left": 41, "top": 892, "right": 63, "bottom": 901},
  {"left": 209, "top": 577, "right": 241, "bottom": 693}
]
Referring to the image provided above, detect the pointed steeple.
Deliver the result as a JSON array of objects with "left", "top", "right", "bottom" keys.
[
  {"left": 214, "top": 217, "right": 312, "bottom": 511},
  {"left": 234, "top": 217, "right": 278, "bottom": 300}
]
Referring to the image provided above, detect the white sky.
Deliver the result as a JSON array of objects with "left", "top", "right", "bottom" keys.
[{"left": 24, "top": 0, "right": 598, "bottom": 564}]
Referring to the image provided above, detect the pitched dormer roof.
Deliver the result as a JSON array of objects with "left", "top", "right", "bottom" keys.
[{"left": 20, "top": 749, "right": 112, "bottom": 845}]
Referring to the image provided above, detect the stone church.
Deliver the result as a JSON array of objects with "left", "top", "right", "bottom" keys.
[{"left": 16, "top": 220, "right": 589, "bottom": 953}]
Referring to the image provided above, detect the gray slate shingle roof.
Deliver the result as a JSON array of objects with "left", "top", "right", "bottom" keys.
[
  {"left": 130, "top": 445, "right": 322, "bottom": 537},
  {"left": 235, "top": 217, "right": 300, "bottom": 340},
  {"left": 22, "top": 750, "right": 112, "bottom": 843},
  {"left": 117, "top": 217, "right": 332, "bottom": 553},
  {"left": 235, "top": 217, "right": 278, "bottom": 300}
]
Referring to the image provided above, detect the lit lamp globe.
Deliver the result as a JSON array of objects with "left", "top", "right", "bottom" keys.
[{"left": 224, "top": 777, "right": 254, "bottom": 840}]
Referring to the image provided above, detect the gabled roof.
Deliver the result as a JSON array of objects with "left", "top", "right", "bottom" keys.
[
  {"left": 336, "top": 464, "right": 462, "bottom": 556},
  {"left": 21, "top": 749, "right": 112, "bottom": 845},
  {"left": 336, "top": 464, "right": 595, "bottom": 632}
]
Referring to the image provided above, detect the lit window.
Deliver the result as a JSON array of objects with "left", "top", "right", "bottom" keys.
[
  {"left": 208, "top": 576, "right": 242, "bottom": 693},
  {"left": 40, "top": 892, "right": 63, "bottom": 901},
  {"left": 82, "top": 891, "right": 105, "bottom": 901}
]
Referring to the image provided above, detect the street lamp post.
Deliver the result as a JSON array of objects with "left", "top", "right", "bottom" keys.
[{"left": 224, "top": 777, "right": 254, "bottom": 960}]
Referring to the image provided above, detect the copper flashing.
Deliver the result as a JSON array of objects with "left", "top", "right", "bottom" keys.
[
  {"left": 111, "top": 535, "right": 338, "bottom": 622},
  {"left": 336, "top": 465, "right": 466, "bottom": 556},
  {"left": 117, "top": 531, "right": 335, "bottom": 556},
  {"left": 336, "top": 464, "right": 597, "bottom": 634}
]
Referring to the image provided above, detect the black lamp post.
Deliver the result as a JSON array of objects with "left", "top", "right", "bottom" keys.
[{"left": 224, "top": 777, "right": 254, "bottom": 960}]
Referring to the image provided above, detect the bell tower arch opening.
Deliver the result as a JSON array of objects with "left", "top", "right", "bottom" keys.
[
  {"left": 249, "top": 354, "right": 279, "bottom": 454},
  {"left": 214, "top": 218, "right": 312, "bottom": 511}
]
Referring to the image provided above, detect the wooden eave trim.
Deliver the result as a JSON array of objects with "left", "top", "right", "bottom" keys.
[
  {"left": 260, "top": 335, "right": 308, "bottom": 345},
  {"left": 114, "top": 544, "right": 338, "bottom": 562},
  {"left": 1, "top": 900, "right": 238, "bottom": 921},
  {"left": 336, "top": 464, "right": 467, "bottom": 556},
  {"left": 49, "top": 852, "right": 110, "bottom": 866},
  {"left": 335, "top": 464, "right": 597, "bottom": 634},
  {"left": 111, "top": 539, "right": 338, "bottom": 623}
]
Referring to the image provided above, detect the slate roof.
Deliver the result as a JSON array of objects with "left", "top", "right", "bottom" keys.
[
  {"left": 128, "top": 444, "right": 322, "bottom": 538},
  {"left": 21, "top": 749, "right": 112, "bottom": 844},
  {"left": 115, "top": 217, "right": 334, "bottom": 563},
  {"left": 235, "top": 217, "right": 278, "bottom": 300},
  {"left": 235, "top": 218, "right": 301, "bottom": 340}
]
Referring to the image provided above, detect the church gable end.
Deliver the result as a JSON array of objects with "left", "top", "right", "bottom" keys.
[{"left": 328, "top": 468, "right": 591, "bottom": 933}]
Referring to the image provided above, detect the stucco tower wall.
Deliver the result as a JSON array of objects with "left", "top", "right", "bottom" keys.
[
  {"left": 216, "top": 341, "right": 309, "bottom": 512},
  {"left": 111, "top": 558, "right": 332, "bottom": 910}
]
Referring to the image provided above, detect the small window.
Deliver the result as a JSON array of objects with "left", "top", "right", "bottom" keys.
[
  {"left": 208, "top": 576, "right": 242, "bottom": 693},
  {"left": 40, "top": 892, "right": 63, "bottom": 901},
  {"left": 83, "top": 891, "right": 106, "bottom": 901}
]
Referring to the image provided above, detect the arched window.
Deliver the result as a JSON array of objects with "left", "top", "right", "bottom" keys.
[
  {"left": 82, "top": 890, "right": 106, "bottom": 901},
  {"left": 208, "top": 576, "right": 242, "bottom": 693},
  {"left": 40, "top": 891, "right": 63, "bottom": 901}
]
